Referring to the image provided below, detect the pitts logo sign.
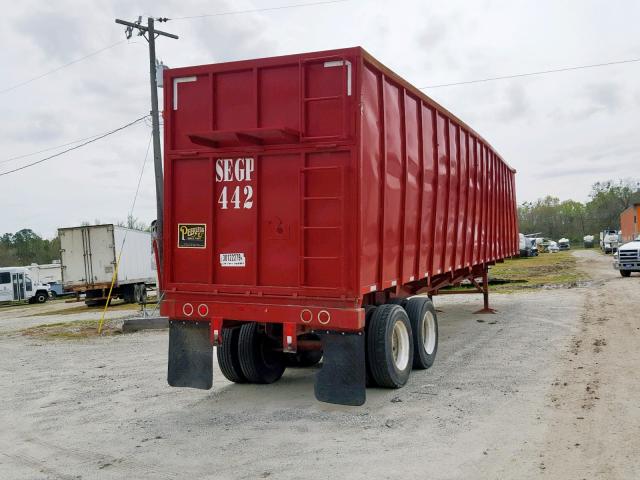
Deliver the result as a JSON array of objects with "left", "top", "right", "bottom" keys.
[{"left": 177, "top": 223, "right": 206, "bottom": 248}]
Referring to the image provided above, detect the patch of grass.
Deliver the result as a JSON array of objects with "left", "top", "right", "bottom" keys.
[
  {"left": 489, "top": 251, "right": 589, "bottom": 293},
  {"left": 30, "top": 299, "right": 157, "bottom": 317},
  {"left": 20, "top": 319, "right": 122, "bottom": 340}
]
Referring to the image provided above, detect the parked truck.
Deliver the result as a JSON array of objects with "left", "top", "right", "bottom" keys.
[
  {"left": 0, "top": 267, "right": 50, "bottom": 304},
  {"left": 613, "top": 240, "right": 640, "bottom": 277},
  {"left": 518, "top": 234, "right": 538, "bottom": 257},
  {"left": 600, "top": 229, "right": 620, "bottom": 254},
  {"left": 58, "top": 225, "right": 157, "bottom": 306},
  {"left": 26, "top": 261, "right": 70, "bottom": 298},
  {"left": 558, "top": 238, "right": 570, "bottom": 251},
  {"left": 160, "top": 47, "right": 518, "bottom": 405},
  {"left": 583, "top": 235, "right": 594, "bottom": 248}
]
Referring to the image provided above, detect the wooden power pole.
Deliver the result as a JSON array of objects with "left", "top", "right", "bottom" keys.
[{"left": 114, "top": 16, "right": 177, "bottom": 283}]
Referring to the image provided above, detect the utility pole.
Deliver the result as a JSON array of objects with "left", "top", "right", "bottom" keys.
[{"left": 114, "top": 16, "right": 177, "bottom": 283}]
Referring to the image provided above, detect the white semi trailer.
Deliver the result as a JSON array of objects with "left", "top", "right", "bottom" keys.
[{"left": 58, "top": 224, "right": 157, "bottom": 306}]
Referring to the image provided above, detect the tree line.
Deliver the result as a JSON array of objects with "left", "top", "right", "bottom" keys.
[
  {"left": 1, "top": 180, "right": 638, "bottom": 266},
  {"left": 518, "top": 179, "right": 640, "bottom": 242},
  {"left": 0, "top": 216, "right": 149, "bottom": 267}
]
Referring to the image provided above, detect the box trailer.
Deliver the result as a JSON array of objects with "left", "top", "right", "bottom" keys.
[
  {"left": 160, "top": 47, "right": 518, "bottom": 405},
  {"left": 59, "top": 225, "right": 156, "bottom": 306}
]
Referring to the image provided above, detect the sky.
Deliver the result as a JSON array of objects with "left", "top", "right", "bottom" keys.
[{"left": 1, "top": 0, "right": 639, "bottom": 238}]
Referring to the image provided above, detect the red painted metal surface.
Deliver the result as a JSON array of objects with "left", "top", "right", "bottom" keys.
[{"left": 160, "top": 47, "right": 518, "bottom": 332}]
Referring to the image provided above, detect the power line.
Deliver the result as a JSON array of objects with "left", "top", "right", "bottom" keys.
[
  {"left": 0, "top": 115, "right": 149, "bottom": 177},
  {"left": 419, "top": 57, "right": 640, "bottom": 89},
  {"left": 169, "top": 0, "right": 348, "bottom": 20},
  {"left": 0, "top": 40, "right": 132, "bottom": 95},
  {"left": 0, "top": 132, "right": 105, "bottom": 166}
]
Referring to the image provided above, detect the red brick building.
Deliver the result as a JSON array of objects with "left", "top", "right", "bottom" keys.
[{"left": 620, "top": 203, "right": 640, "bottom": 242}]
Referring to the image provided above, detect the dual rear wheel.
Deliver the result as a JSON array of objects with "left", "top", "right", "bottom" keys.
[
  {"left": 217, "top": 323, "right": 286, "bottom": 384},
  {"left": 216, "top": 297, "right": 438, "bottom": 390},
  {"left": 366, "top": 297, "right": 438, "bottom": 388}
]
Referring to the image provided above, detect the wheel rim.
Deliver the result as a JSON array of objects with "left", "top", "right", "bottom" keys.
[
  {"left": 422, "top": 311, "right": 436, "bottom": 355},
  {"left": 391, "top": 320, "right": 410, "bottom": 371}
]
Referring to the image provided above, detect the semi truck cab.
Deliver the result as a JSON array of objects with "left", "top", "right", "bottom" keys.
[{"left": 0, "top": 267, "right": 50, "bottom": 303}]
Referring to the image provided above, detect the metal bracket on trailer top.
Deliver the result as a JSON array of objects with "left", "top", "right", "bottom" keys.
[
  {"left": 168, "top": 320, "right": 213, "bottom": 390},
  {"left": 314, "top": 331, "right": 366, "bottom": 406}
]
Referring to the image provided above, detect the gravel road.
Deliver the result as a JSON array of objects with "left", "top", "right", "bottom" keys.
[{"left": 0, "top": 250, "right": 637, "bottom": 479}]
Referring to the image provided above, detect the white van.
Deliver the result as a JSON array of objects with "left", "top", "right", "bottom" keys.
[{"left": 0, "top": 267, "right": 50, "bottom": 304}]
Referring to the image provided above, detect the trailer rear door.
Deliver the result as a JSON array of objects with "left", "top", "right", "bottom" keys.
[{"left": 60, "top": 226, "right": 116, "bottom": 287}]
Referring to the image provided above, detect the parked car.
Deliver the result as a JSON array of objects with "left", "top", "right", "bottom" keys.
[{"left": 548, "top": 241, "right": 560, "bottom": 253}]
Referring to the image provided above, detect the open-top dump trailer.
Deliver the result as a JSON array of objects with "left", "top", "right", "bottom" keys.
[{"left": 161, "top": 47, "right": 518, "bottom": 405}]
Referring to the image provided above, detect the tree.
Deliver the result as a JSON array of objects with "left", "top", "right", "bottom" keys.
[
  {"left": 0, "top": 230, "right": 60, "bottom": 267},
  {"left": 517, "top": 178, "right": 639, "bottom": 242},
  {"left": 586, "top": 179, "right": 640, "bottom": 230},
  {"left": 116, "top": 214, "right": 148, "bottom": 231}
]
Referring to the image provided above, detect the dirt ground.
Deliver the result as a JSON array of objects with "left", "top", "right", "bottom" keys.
[{"left": 0, "top": 250, "right": 638, "bottom": 479}]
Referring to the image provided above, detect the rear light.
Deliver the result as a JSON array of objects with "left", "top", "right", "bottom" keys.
[{"left": 182, "top": 303, "right": 194, "bottom": 317}]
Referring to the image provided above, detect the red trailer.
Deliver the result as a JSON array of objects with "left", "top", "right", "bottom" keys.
[{"left": 161, "top": 47, "right": 518, "bottom": 405}]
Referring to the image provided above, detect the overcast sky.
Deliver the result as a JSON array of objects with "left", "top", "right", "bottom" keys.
[{"left": 1, "top": 0, "right": 639, "bottom": 238}]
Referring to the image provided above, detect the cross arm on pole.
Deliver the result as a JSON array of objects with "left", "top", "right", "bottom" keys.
[{"left": 115, "top": 19, "right": 179, "bottom": 39}]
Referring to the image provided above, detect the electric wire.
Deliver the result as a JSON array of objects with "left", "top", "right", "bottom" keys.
[
  {"left": 0, "top": 40, "right": 132, "bottom": 95},
  {"left": 0, "top": 115, "right": 149, "bottom": 177},
  {"left": 1, "top": 132, "right": 106, "bottom": 166},
  {"left": 419, "top": 57, "right": 640, "bottom": 89},
  {"left": 169, "top": 0, "right": 348, "bottom": 20}
]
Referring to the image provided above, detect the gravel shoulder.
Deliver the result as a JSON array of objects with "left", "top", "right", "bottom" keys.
[
  {"left": 538, "top": 250, "right": 640, "bottom": 478},
  {"left": 0, "top": 250, "right": 637, "bottom": 479}
]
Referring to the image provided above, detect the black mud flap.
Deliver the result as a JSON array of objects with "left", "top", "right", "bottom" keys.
[
  {"left": 167, "top": 320, "right": 213, "bottom": 390},
  {"left": 314, "top": 331, "right": 366, "bottom": 406}
]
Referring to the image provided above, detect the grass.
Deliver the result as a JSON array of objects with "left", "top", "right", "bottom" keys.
[
  {"left": 20, "top": 319, "right": 122, "bottom": 340},
  {"left": 30, "top": 297, "right": 159, "bottom": 317},
  {"left": 489, "top": 251, "right": 589, "bottom": 293}
]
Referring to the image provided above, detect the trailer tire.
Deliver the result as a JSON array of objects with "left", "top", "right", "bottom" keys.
[
  {"left": 367, "top": 304, "right": 413, "bottom": 388},
  {"left": 122, "top": 284, "right": 135, "bottom": 303},
  {"left": 135, "top": 284, "right": 147, "bottom": 304},
  {"left": 620, "top": 270, "right": 631, "bottom": 277},
  {"left": 364, "top": 305, "right": 378, "bottom": 387},
  {"left": 217, "top": 327, "right": 247, "bottom": 383},
  {"left": 405, "top": 297, "right": 438, "bottom": 369},
  {"left": 238, "top": 323, "right": 286, "bottom": 384}
]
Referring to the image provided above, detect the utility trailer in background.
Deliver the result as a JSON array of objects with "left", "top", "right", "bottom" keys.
[
  {"left": 59, "top": 225, "right": 157, "bottom": 306},
  {"left": 161, "top": 47, "right": 518, "bottom": 405}
]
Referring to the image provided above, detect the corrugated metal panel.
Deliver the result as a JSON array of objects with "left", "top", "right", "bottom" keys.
[{"left": 162, "top": 47, "right": 518, "bottom": 307}]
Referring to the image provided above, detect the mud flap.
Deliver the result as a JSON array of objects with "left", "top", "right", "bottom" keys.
[
  {"left": 314, "top": 331, "right": 366, "bottom": 406},
  {"left": 167, "top": 320, "right": 213, "bottom": 390}
]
